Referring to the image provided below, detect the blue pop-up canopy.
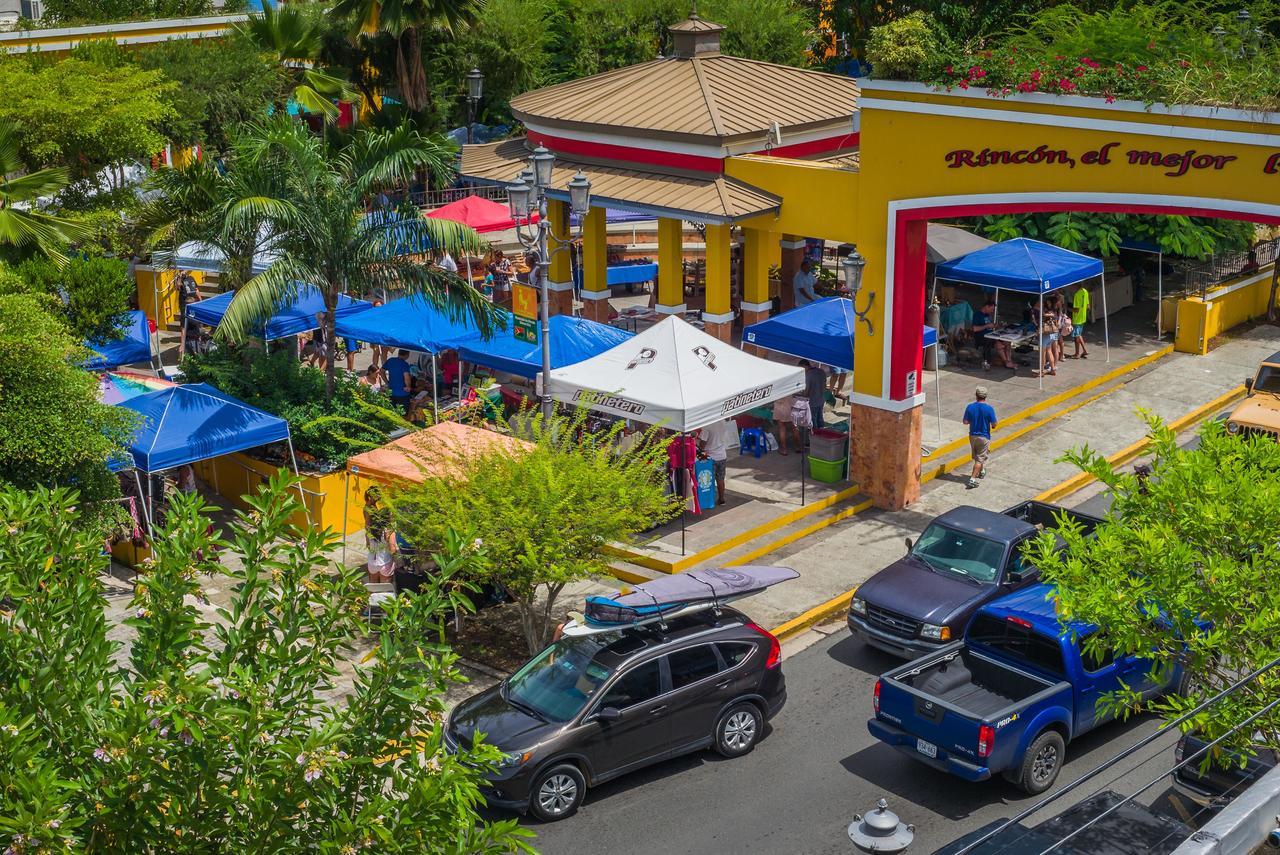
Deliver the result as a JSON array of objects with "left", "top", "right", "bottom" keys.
[
  {"left": 334, "top": 295, "right": 481, "bottom": 353},
  {"left": 83, "top": 310, "right": 152, "bottom": 371},
  {"left": 743, "top": 297, "right": 857, "bottom": 370},
  {"left": 116, "top": 383, "right": 291, "bottom": 473},
  {"left": 185, "top": 285, "right": 372, "bottom": 341},
  {"left": 454, "top": 313, "right": 633, "bottom": 379},
  {"left": 935, "top": 238, "right": 1102, "bottom": 293}
]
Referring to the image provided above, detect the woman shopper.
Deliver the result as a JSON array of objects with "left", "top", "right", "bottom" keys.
[{"left": 363, "top": 487, "right": 396, "bottom": 584}]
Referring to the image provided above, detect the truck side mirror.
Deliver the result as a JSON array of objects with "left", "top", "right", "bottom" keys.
[
  {"left": 1245, "top": 377, "right": 1254, "bottom": 393},
  {"left": 904, "top": 537, "right": 914, "bottom": 553}
]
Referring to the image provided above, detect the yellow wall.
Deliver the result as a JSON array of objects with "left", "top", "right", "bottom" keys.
[
  {"left": 193, "top": 452, "right": 365, "bottom": 536},
  {"left": 1175, "top": 268, "right": 1274, "bottom": 355},
  {"left": 136, "top": 265, "right": 204, "bottom": 331},
  {"left": 729, "top": 156, "right": 860, "bottom": 244}
]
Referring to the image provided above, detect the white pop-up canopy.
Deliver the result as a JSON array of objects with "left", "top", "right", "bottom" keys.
[{"left": 547, "top": 315, "right": 805, "bottom": 432}]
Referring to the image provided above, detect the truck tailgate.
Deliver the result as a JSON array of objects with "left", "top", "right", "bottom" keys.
[{"left": 875, "top": 678, "right": 988, "bottom": 774}]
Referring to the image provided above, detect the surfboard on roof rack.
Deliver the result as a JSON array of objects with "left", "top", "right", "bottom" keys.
[{"left": 562, "top": 566, "right": 799, "bottom": 637}]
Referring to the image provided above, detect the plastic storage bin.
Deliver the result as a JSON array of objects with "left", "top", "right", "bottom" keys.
[
  {"left": 809, "top": 428, "right": 849, "bottom": 462},
  {"left": 808, "top": 455, "right": 846, "bottom": 484}
]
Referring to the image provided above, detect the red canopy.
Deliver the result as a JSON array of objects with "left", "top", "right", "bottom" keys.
[{"left": 426, "top": 194, "right": 538, "bottom": 233}]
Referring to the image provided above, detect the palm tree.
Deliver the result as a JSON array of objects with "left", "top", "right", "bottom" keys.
[
  {"left": 139, "top": 133, "right": 290, "bottom": 294},
  {"left": 333, "top": 0, "right": 481, "bottom": 114},
  {"left": 240, "top": 4, "right": 355, "bottom": 122},
  {"left": 214, "top": 116, "right": 494, "bottom": 401},
  {"left": 0, "top": 122, "right": 90, "bottom": 266}
]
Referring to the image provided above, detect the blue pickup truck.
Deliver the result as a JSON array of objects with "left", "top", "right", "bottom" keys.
[{"left": 868, "top": 584, "right": 1186, "bottom": 795}]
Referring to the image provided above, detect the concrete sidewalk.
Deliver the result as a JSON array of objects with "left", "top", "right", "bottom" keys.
[{"left": 673, "top": 323, "right": 1280, "bottom": 631}]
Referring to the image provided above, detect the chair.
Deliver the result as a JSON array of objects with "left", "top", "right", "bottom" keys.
[
  {"left": 739, "top": 427, "right": 768, "bottom": 459},
  {"left": 363, "top": 582, "right": 397, "bottom": 628}
]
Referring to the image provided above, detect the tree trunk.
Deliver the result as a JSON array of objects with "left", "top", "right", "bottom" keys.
[
  {"left": 396, "top": 28, "right": 429, "bottom": 113},
  {"left": 324, "top": 296, "right": 337, "bottom": 404}
]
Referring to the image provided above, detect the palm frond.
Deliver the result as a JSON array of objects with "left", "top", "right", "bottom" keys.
[
  {"left": 216, "top": 256, "right": 317, "bottom": 342},
  {"left": 0, "top": 165, "right": 72, "bottom": 205}
]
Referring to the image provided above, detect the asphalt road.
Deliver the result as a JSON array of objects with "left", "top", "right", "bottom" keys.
[
  {"left": 521, "top": 629, "right": 1206, "bottom": 855},
  {"left": 520, "top": 423, "right": 1226, "bottom": 854}
]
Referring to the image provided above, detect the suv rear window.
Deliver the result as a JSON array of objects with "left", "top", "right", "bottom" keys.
[
  {"left": 668, "top": 645, "right": 721, "bottom": 689},
  {"left": 718, "top": 642, "right": 754, "bottom": 667},
  {"left": 968, "top": 614, "right": 1066, "bottom": 678}
]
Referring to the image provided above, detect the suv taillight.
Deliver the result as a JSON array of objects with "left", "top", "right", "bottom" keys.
[
  {"left": 873, "top": 679, "right": 881, "bottom": 714},
  {"left": 978, "top": 724, "right": 995, "bottom": 758},
  {"left": 746, "top": 622, "right": 781, "bottom": 669}
]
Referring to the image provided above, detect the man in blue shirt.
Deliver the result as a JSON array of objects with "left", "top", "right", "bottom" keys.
[
  {"left": 962, "top": 386, "right": 997, "bottom": 489},
  {"left": 382, "top": 349, "right": 413, "bottom": 414}
]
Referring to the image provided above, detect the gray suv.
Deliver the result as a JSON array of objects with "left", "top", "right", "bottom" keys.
[{"left": 444, "top": 608, "right": 786, "bottom": 821}]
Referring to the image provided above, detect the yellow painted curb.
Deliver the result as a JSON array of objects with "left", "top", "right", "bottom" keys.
[
  {"left": 1035, "top": 384, "right": 1247, "bottom": 503},
  {"left": 920, "top": 344, "right": 1174, "bottom": 467},
  {"left": 607, "top": 482, "right": 864, "bottom": 574},
  {"left": 727, "top": 498, "right": 874, "bottom": 568},
  {"left": 769, "top": 382, "right": 1242, "bottom": 644},
  {"left": 773, "top": 588, "right": 858, "bottom": 643}
]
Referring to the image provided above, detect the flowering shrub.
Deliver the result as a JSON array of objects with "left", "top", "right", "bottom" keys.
[{"left": 0, "top": 476, "right": 533, "bottom": 854}]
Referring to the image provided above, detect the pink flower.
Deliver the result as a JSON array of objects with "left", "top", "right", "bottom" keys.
[
  {"left": 93, "top": 747, "right": 110, "bottom": 763},
  {"left": 1105, "top": 94, "right": 1116, "bottom": 103},
  {"left": 1081, "top": 57, "right": 1100, "bottom": 69},
  {"left": 1030, "top": 70, "right": 1042, "bottom": 82},
  {"left": 1136, "top": 65, "right": 1148, "bottom": 72},
  {"left": 968, "top": 65, "right": 987, "bottom": 79},
  {"left": 958, "top": 79, "right": 970, "bottom": 89}
]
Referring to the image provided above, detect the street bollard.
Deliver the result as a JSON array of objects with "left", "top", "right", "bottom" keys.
[{"left": 848, "top": 797, "right": 915, "bottom": 853}]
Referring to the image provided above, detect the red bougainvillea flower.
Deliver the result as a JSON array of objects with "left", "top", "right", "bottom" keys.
[
  {"left": 1135, "top": 64, "right": 1148, "bottom": 72},
  {"left": 958, "top": 79, "right": 970, "bottom": 89},
  {"left": 1081, "top": 57, "right": 1100, "bottom": 68},
  {"left": 968, "top": 65, "right": 987, "bottom": 78},
  {"left": 1073, "top": 66, "right": 1086, "bottom": 77},
  {"left": 1105, "top": 94, "right": 1116, "bottom": 103},
  {"left": 1030, "top": 70, "right": 1042, "bottom": 82}
]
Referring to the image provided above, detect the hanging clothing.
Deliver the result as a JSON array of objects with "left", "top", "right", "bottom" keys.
[{"left": 667, "top": 434, "right": 701, "bottom": 514}]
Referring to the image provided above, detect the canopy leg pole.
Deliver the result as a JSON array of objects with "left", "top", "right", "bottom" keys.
[
  {"left": 133, "top": 469, "right": 153, "bottom": 538},
  {"left": 432, "top": 352, "right": 439, "bottom": 423},
  {"left": 1038, "top": 293, "right": 1044, "bottom": 391},
  {"left": 801, "top": 433, "right": 806, "bottom": 506},
  {"left": 1157, "top": 253, "right": 1164, "bottom": 339},
  {"left": 1101, "top": 272, "right": 1111, "bottom": 363},
  {"left": 341, "top": 468, "right": 350, "bottom": 566},
  {"left": 679, "top": 431, "right": 687, "bottom": 556},
  {"left": 934, "top": 341, "right": 943, "bottom": 444},
  {"left": 287, "top": 436, "right": 311, "bottom": 527}
]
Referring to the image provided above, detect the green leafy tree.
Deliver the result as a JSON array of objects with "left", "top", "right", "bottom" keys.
[
  {"left": 240, "top": 3, "right": 355, "bottom": 122},
  {"left": 701, "top": 0, "right": 814, "bottom": 66},
  {"left": 1025, "top": 415, "right": 1280, "bottom": 757},
  {"left": 865, "top": 10, "right": 941, "bottom": 79},
  {"left": 0, "top": 295, "right": 135, "bottom": 530},
  {"left": 334, "top": 0, "right": 483, "bottom": 114},
  {"left": 0, "top": 255, "right": 135, "bottom": 343},
  {"left": 0, "top": 475, "right": 535, "bottom": 853},
  {"left": 208, "top": 116, "right": 493, "bottom": 401},
  {"left": 390, "top": 412, "right": 681, "bottom": 654},
  {"left": 39, "top": 0, "right": 217, "bottom": 24},
  {"left": 0, "top": 121, "right": 91, "bottom": 266},
  {"left": 0, "top": 54, "right": 174, "bottom": 181},
  {"left": 136, "top": 33, "right": 285, "bottom": 153}
]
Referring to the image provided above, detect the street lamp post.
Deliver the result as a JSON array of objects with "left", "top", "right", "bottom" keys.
[
  {"left": 508, "top": 146, "right": 592, "bottom": 421},
  {"left": 465, "top": 67, "right": 484, "bottom": 144},
  {"left": 842, "top": 249, "right": 873, "bottom": 335}
]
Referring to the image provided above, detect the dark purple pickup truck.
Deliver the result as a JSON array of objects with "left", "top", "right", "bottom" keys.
[{"left": 847, "top": 501, "right": 1101, "bottom": 659}]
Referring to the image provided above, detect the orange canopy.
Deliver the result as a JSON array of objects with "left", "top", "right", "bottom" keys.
[{"left": 346, "top": 421, "right": 532, "bottom": 485}]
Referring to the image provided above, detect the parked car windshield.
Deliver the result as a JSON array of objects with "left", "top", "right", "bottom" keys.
[
  {"left": 912, "top": 523, "right": 1005, "bottom": 583},
  {"left": 505, "top": 634, "right": 619, "bottom": 723},
  {"left": 1254, "top": 365, "right": 1280, "bottom": 393}
]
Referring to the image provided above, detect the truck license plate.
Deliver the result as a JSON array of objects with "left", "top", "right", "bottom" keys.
[{"left": 916, "top": 738, "right": 938, "bottom": 759}]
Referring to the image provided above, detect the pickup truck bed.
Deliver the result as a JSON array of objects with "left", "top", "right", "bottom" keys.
[{"left": 896, "top": 650, "right": 1049, "bottom": 718}]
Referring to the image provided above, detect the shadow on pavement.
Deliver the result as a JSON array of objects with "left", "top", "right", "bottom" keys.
[
  {"left": 840, "top": 741, "right": 1014, "bottom": 821},
  {"left": 826, "top": 633, "right": 903, "bottom": 677}
]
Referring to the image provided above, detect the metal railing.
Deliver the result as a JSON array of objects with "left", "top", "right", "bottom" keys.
[
  {"left": 411, "top": 184, "right": 508, "bottom": 210},
  {"left": 1183, "top": 237, "right": 1280, "bottom": 298}
]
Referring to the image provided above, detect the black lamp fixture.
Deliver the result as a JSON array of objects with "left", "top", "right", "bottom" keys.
[
  {"left": 842, "top": 249, "right": 874, "bottom": 335},
  {"left": 464, "top": 67, "right": 484, "bottom": 143}
]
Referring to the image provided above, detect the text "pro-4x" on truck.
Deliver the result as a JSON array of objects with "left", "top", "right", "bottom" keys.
[{"left": 868, "top": 584, "right": 1187, "bottom": 794}]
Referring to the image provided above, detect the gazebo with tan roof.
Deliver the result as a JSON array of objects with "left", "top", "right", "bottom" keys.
[{"left": 460, "top": 12, "right": 860, "bottom": 341}]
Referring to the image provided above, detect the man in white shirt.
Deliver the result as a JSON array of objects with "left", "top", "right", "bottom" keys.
[
  {"left": 439, "top": 251, "right": 459, "bottom": 275},
  {"left": 699, "top": 418, "right": 736, "bottom": 505},
  {"left": 793, "top": 259, "right": 818, "bottom": 307}
]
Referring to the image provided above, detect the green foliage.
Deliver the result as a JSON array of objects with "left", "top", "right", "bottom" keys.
[
  {"left": 0, "top": 295, "right": 134, "bottom": 532},
  {"left": 925, "top": 2, "right": 1280, "bottom": 111},
  {"left": 701, "top": 0, "right": 815, "bottom": 65},
  {"left": 135, "top": 33, "right": 284, "bottom": 153},
  {"left": 0, "top": 256, "right": 134, "bottom": 343},
  {"left": 1025, "top": 414, "right": 1280, "bottom": 757},
  {"left": 970, "top": 212, "right": 1255, "bottom": 259},
  {"left": 0, "top": 54, "right": 174, "bottom": 180},
  {"left": 0, "top": 120, "right": 91, "bottom": 266},
  {"left": 866, "top": 11, "right": 942, "bottom": 79},
  {"left": 390, "top": 410, "right": 681, "bottom": 653},
  {"left": 39, "top": 0, "right": 215, "bottom": 24},
  {"left": 0, "top": 475, "right": 534, "bottom": 853},
  {"left": 177, "top": 346, "right": 405, "bottom": 470}
]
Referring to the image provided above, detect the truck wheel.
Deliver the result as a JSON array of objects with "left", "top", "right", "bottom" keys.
[{"left": 1017, "top": 731, "right": 1066, "bottom": 795}]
